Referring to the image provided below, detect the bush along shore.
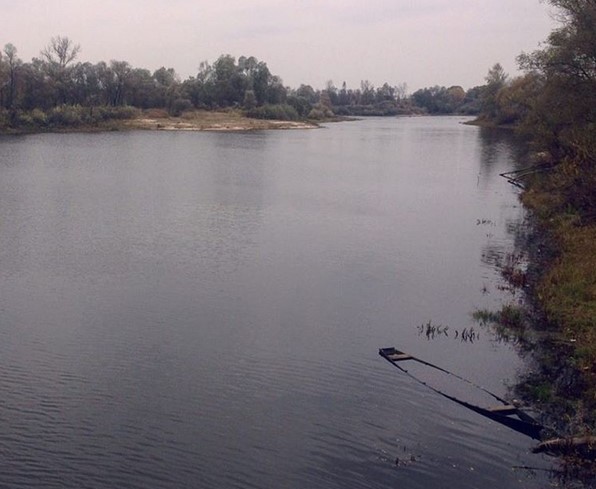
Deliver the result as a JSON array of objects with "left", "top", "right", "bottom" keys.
[
  {"left": 473, "top": 190, "right": 595, "bottom": 483},
  {"left": 467, "top": 0, "right": 595, "bottom": 480},
  {"left": 0, "top": 105, "right": 325, "bottom": 134},
  {"left": 0, "top": 105, "right": 141, "bottom": 134}
]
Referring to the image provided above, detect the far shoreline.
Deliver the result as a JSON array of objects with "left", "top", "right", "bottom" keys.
[{"left": 0, "top": 109, "right": 322, "bottom": 136}]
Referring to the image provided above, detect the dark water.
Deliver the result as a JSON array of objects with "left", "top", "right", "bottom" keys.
[{"left": 0, "top": 118, "right": 551, "bottom": 488}]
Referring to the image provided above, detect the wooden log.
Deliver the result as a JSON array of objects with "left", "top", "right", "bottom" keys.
[
  {"left": 532, "top": 436, "right": 596, "bottom": 458},
  {"left": 487, "top": 405, "right": 518, "bottom": 415}
]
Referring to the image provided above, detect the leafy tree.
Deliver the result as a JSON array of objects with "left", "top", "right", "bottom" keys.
[
  {"left": 459, "top": 86, "right": 484, "bottom": 114},
  {"left": 480, "top": 63, "right": 508, "bottom": 120},
  {"left": 243, "top": 89, "right": 257, "bottom": 110},
  {"left": 153, "top": 67, "right": 178, "bottom": 88},
  {"left": 412, "top": 86, "right": 456, "bottom": 114},
  {"left": 285, "top": 95, "right": 311, "bottom": 117},
  {"left": 251, "top": 61, "right": 272, "bottom": 105},
  {"left": 360, "top": 80, "right": 375, "bottom": 105},
  {"left": 295, "top": 84, "right": 317, "bottom": 104},
  {"left": 69, "top": 62, "right": 103, "bottom": 106},
  {"left": 127, "top": 68, "right": 158, "bottom": 108},
  {"left": 325, "top": 80, "right": 339, "bottom": 105},
  {"left": 494, "top": 73, "right": 543, "bottom": 125},
  {"left": 40, "top": 36, "right": 81, "bottom": 105},
  {"left": 212, "top": 54, "right": 245, "bottom": 106},
  {"left": 2, "top": 44, "right": 21, "bottom": 109},
  {"left": 108, "top": 60, "right": 132, "bottom": 106},
  {"left": 516, "top": 0, "right": 596, "bottom": 215},
  {"left": 338, "top": 81, "right": 349, "bottom": 105}
]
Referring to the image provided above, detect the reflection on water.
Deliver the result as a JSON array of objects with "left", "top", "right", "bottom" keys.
[{"left": 0, "top": 118, "right": 552, "bottom": 488}]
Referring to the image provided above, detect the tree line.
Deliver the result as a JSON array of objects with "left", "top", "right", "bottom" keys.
[
  {"left": 0, "top": 35, "right": 495, "bottom": 130},
  {"left": 477, "top": 0, "right": 596, "bottom": 438},
  {"left": 476, "top": 0, "right": 595, "bottom": 218}
]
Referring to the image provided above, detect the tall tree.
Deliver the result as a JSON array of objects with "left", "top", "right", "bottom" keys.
[
  {"left": 517, "top": 0, "right": 596, "bottom": 213},
  {"left": 40, "top": 36, "right": 81, "bottom": 105},
  {"left": 3, "top": 44, "right": 21, "bottom": 109},
  {"left": 480, "top": 63, "right": 508, "bottom": 120},
  {"left": 41, "top": 36, "right": 80, "bottom": 68}
]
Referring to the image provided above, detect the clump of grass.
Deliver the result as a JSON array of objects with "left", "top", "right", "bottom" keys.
[
  {"left": 517, "top": 167, "right": 596, "bottom": 434},
  {"left": 472, "top": 309, "right": 500, "bottom": 326},
  {"left": 417, "top": 320, "right": 449, "bottom": 339},
  {"left": 472, "top": 305, "right": 525, "bottom": 329},
  {"left": 499, "top": 304, "right": 525, "bottom": 328},
  {"left": 525, "top": 380, "right": 554, "bottom": 403}
]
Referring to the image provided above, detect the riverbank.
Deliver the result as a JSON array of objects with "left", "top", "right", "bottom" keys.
[
  {"left": 472, "top": 147, "right": 596, "bottom": 482},
  {"left": 466, "top": 120, "right": 595, "bottom": 433},
  {"left": 120, "top": 109, "right": 319, "bottom": 132},
  {"left": 0, "top": 108, "right": 320, "bottom": 135},
  {"left": 520, "top": 171, "right": 596, "bottom": 423}
]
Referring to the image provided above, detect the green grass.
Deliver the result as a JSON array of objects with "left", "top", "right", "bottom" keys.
[{"left": 520, "top": 166, "right": 596, "bottom": 428}]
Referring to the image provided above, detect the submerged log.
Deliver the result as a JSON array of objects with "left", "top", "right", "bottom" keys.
[{"left": 532, "top": 436, "right": 596, "bottom": 458}]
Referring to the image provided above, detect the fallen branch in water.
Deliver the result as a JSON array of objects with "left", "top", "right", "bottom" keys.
[{"left": 532, "top": 435, "right": 596, "bottom": 459}]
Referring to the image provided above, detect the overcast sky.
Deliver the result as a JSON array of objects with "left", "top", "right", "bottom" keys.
[{"left": 2, "top": 0, "right": 557, "bottom": 91}]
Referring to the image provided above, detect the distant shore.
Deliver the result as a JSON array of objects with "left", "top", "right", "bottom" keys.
[
  {"left": 121, "top": 109, "right": 320, "bottom": 132},
  {"left": 0, "top": 109, "right": 321, "bottom": 135}
]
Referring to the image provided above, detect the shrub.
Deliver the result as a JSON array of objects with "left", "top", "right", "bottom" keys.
[
  {"left": 48, "top": 105, "right": 84, "bottom": 126},
  {"left": 144, "top": 108, "right": 170, "bottom": 119},
  {"left": 30, "top": 109, "right": 48, "bottom": 126},
  {"left": 169, "top": 98, "right": 193, "bottom": 117},
  {"left": 247, "top": 104, "right": 300, "bottom": 121},
  {"left": 105, "top": 105, "right": 138, "bottom": 120},
  {"left": 307, "top": 103, "right": 334, "bottom": 120},
  {"left": 15, "top": 112, "right": 35, "bottom": 127}
]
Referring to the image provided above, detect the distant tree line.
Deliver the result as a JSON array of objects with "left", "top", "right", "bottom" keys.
[
  {"left": 1, "top": 35, "right": 503, "bottom": 131},
  {"left": 410, "top": 85, "right": 484, "bottom": 115}
]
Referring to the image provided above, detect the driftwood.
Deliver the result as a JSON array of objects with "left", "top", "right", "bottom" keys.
[
  {"left": 499, "top": 163, "right": 554, "bottom": 189},
  {"left": 532, "top": 436, "right": 596, "bottom": 459}
]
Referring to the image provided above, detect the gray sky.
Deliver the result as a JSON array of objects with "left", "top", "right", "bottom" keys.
[{"left": 2, "top": 0, "right": 556, "bottom": 91}]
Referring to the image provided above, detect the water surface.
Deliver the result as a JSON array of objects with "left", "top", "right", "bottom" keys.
[{"left": 0, "top": 118, "right": 550, "bottom": 488}]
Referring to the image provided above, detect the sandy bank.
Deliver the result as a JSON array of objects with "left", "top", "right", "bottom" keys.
[{"left": 122, "top": 110, "right": 319, "bottom": 132}]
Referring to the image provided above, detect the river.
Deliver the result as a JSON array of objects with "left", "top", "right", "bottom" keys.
[{"left": 0, "top": 117, "right": 552, "bottom": 488}]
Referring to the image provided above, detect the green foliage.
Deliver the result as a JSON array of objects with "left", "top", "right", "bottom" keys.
[
  {"left": 1, "top": 36, "right": 422, "bottom": 126},
  {"left": 30, "top": 108, "right": 47, "bottom": 125},
  {"left": 246, "top": 103, "right": 299, "bottom": 121},
  {"left": 499, "top": 304, "right": 525, "bottom": 328},
  {"left": 503, "top": 0, "right": 596, "bottom": 439},
  {"left": 479, "top": 63, "right": 509, "bottom": 121},
  {"left": 472, "top": 309, "right": 500, "bottom": 325},
  {"left": 411, "top": 85, "right": 472, "bottom": 114},
  {"left": 169, "top": 98, "right": 192, "bottom": 117},
  {"left": 47, "top": 104, "right": 83, "bottom": 126},
  {"left": 472, "top": 305, "right": 525, "bottom": 329},
  {"left": 242, "top": 89, "right": 257, "bottom": 110},
  {"left": 285, "top": 95, "right": 311, "bottom": 117},
  {"left": 307, "top": 103, "right": 334, "bottom": 120},
  {"left": 0, "top": 104, "right": 139, "bottom": 130},
  {"left": 89, "top": 105, "right": 137, "bottom": 121},
  {"left": 459, "top": 86, "right": 485, "bottom": 114},
  {"left": 515, "top": 0, "right": 596, "bottom": 217},
  {"left": 0, "top": 108, "right": 9, "bottom": 128}
]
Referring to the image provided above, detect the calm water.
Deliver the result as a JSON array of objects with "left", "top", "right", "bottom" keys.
[{"left": 0, "top": 117, "right": 551, "bottom": 488}]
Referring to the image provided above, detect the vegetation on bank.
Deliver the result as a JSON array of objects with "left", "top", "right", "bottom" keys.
[
  {"left": 474, "top": 0, "right": 595, "bottom": 439},
  {"left": 0, "top": 35, "right": 493, "bottom": 134}
]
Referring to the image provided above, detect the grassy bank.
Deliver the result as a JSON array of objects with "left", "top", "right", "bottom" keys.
[
  {"left": 520, "top": 172, "right": 596, "bottom": 423},
  {"left": 0, "top": 106, "right": 319, "bottom": 135},
  {"left": 121, "top": 108, "right": 319, "bottom": 131}
]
